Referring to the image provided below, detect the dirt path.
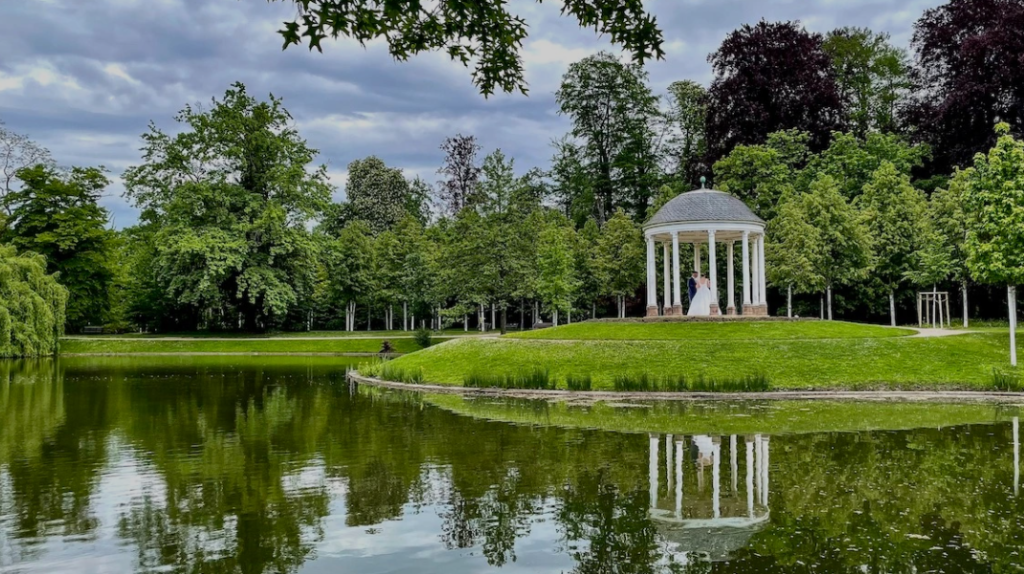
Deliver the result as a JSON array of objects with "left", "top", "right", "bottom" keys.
[
  {"left": 906, "top": 327, "right": 973, "bottom": 338},
  {"left": 348, "top": 372, "right": 1024, "bottom": 404}
]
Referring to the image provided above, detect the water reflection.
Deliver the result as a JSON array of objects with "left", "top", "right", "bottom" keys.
[{"left": 1, "top": 357, "right": 1023, "bottom": 573}]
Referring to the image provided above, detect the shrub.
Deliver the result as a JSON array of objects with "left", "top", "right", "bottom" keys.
[
  {"left": 378, "top": 362, "right": 425, "bottom": 384},
  {"left": 612, "top": 372, "right": 770, "bottom": 392},
  {"left": 614, "top": 372, "right": 654, "bottom": 392},
  {"left": 414, "top": 327, "right": 433, "bottom": 348},
  {"left": 565, "top": 373, "right": 593, "bottom": 391}
]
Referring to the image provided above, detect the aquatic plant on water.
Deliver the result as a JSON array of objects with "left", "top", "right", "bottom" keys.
[{"left": 463, "top": 368, "right": 554, "bottom": 390}]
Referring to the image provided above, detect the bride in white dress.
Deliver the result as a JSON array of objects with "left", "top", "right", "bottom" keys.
[{"left": 687, "top": 276, "right": 713, "bottom": 316}]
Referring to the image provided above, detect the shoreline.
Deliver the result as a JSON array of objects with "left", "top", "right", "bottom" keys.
[
  {"left": 347, "top": 371, "right": 1024, "bottom": 404},
  {"left": 61, "top": 352, "right": 401, "bottom": 358}
]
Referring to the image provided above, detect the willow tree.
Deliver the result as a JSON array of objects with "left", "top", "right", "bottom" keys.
[
  {"left": 962, "top": 123, "right": 1024, "bottom": 366},
  {"left": 123, "top": 83, "right": 332, "bottom": 331},
  {"left": 0, "top": 245, "right": 66, "bottom": 357}
]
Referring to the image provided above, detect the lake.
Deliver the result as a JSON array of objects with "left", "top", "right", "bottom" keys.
[{"left": 1, "top": 356, "right": 1023, "bottom": 573}]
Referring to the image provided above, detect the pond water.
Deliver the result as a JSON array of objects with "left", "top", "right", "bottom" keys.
[{"left": 2, "top": 357, "right": 1023, "bottom": 573}]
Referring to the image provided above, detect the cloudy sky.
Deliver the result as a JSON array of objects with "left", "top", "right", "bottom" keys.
[{"left": 0, "top": 0, "right": 942, "bottom": 227}]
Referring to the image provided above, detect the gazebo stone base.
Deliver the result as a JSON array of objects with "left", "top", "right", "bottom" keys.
[
  {"left": 646, "top": 306, "right": 660, "bottom": 318},
  {"left": 710, "top": 303, "right": 720, "bottom": 315},
  {"left": 662, "top": 305, "right": 684, "bottom": 317},
  {"left": 744, "top": 304, "right": 769, "bottom": 317},
  {"left": 726, "top": 306, "right": 737, "bottom": 316}
]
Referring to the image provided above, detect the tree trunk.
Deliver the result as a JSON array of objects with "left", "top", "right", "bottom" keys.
[
  {"left": 479, "top": 303, "right": 485, "bottom": 332},
  {"left": 464, "top": 314, "right": 468, "bottom": 332},
  {"left": 501, "top": 305, "right": 507, "bottom": 335},
  {"left": 592, "top": 302, "right": 596, "bottom": 319},
  {"left": 819, "top": 295, "right": 824, "bottom": 320},
  {"left": 932, "top": 283, "right": 938, "bottom": 328},
  {"left": 1011, "top": 285, "right": 1018, "bottom": 367},
  {"left": 520, "top": 299, "right": 524, "bottom": 332},
  {"left": 553, "top": 309, "right": 558, "bottom": 326},
  {"left": 889, "top": 291, "right": 896, "bottom": 328},
  {"left": 962, "top": 281, "right": 969, "bottom": 328},
  {"left": 786, "top": 286, "right": 792, "bottom": 318},
  {"left": 345, "top": 302, "right": 350, "bottom": 332},
  {"left": 826, "top": 287, "right": 833, "bottom": 321},
  {"left": 367, "top": 304, "right": 371, "bottom": 331},
  {"left": 491, "top": 303, "right": 496, "bottom": 331},
  {"left": 534, "top": 301, "right": 539, "bottom": 328},
  {"left": 568, "top": 306, "right": 572, "bottom": 325},
  {"left": 403, "top": 302, "right": 408, "bottom": 331}
]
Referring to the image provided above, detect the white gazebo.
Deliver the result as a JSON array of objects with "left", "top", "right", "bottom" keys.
[{"left": 644, "top": 179, "right": 768, "bottom": 317}]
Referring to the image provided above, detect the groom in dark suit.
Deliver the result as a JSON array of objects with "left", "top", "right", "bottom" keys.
[{"left": 687, "top": 271, "right": 699, "bottom": 305}]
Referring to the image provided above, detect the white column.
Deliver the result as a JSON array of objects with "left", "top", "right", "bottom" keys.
[
  {"left": 758, "top": 234, "right": 767, "bottom": 307},
  {"left": 742, "top": 232, "right": 751, "bottom": 306},
  {"left": 751, "top": 239, "right": 760, "bottom": 305},
  {"left": 649, "top": 434, "right": 659, "bottom": 509},
  {"left": 694, "top": 242, "right": 701, "bottom": 274},
  {"left": 712, "top": 440, "right": 721, "bottom": 518},
  {"left": 745, "top": 438, "right": 754, "bottom": 518},
  {"left": 674, "top": 439, "right": 683, "bottom": 519},
  {"left": 708, "top": 231, "right": 718, "bottom": 306},
  {"left": 672, "top": 232, "right": 682, "bottom": 308},
  {"left": 727, "top": 242, "right": 735, "bottom": 312},
  {"left": 663, "top": 243, "right": 671, "bottom": 311},
  {"left": 646, "top": 237, "right": 656, "bottom": 309}
]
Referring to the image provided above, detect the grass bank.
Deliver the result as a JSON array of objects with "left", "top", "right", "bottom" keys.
[
  {"left": 61, "top": 337, "right": 442, "bottom": 355},
  {"left": 67, "top": 329, "right": 502, "bottom": 339},
  {"left": 377, "top": 321, "right": 1020, "bottom": 390},
  {"left": 508, "top": 321, "right": 913, "bottom": 341}
]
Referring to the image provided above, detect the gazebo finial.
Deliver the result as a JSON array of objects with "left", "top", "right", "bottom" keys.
[{"left": 699, "top": 176, "right": 706, "bottom": 189}]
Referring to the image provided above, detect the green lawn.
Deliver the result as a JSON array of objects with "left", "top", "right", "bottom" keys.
[
  {"left": 379, "top": 321, "right": 1019, "bottom": 390},
  {"left": 61, "top": 337, "right": 441, "bottom": 355},
  {"left": 508, "top": 321, "right": 913, "bottom": 340},
  {"left": 420, "top": 393, "right": 1020, "bottom": 436}
]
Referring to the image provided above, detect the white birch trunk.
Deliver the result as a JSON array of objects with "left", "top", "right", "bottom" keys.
[
  {"left": 787, "top": 286, "right": 792, "bottom": 318},
  {"left": 962, "top": 281, "right": 969, "bottom": 328},
  {"left": 889, "top": 291, "right": 896, "bottom": 327},
  {"left": 827, "top": 287, "right": 833, "bottom": 321},
  {"left": 1011, "top": 285, "right": 1018, "bottom": 367}
]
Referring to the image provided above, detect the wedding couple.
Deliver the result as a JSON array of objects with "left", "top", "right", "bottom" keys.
[{"left": 686, "top": 271, "right": 718, "bottom": 316}]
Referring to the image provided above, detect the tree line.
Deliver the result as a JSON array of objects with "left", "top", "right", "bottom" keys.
[{"left": 3, "top": 0, "right": 1024, "bottom": 349}]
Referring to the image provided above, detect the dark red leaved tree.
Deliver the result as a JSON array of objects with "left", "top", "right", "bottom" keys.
[{"left": 705, "top": 20, "right": 846, "bottom": 164}]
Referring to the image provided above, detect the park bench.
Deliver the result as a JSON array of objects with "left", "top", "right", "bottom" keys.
[
  {"left": 82, "top": 326, "right": 104, "bottom": 334},
  {"left": 532, "top": 322, "right": 553, "bottom": 329}
]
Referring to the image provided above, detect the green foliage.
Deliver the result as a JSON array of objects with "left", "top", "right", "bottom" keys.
[
  {"left": 122, "top": 83, "right": 332, "bottom": 331},
  {"left": 414, "top": 327, "right": 432, "bottom": 348},
  {"left": 272, "top": 0, "right": 664, "bottom": 96},
  {"left": 962, "top": 123, "right": 1024, "bottom": 287},
  {"left": 663, "top": 80, "right": 708, "bottom": 186},
  {"left": 991, "top": 369, "right": 1022, "bottom": 392},
  {"left": 856, "top": 162, "right": 928, "bottom": 292},
  {"left": 346, "top": 156, "right": 413, "bottom": 234},
  {"left": 766, "top": 189, "right": 821, "bottom": 295},
  {"left": 564, "top": 373, "right": 592, "bottom": 391},
  {"left": 463, "top": 367, "right": 554, "bottom": 390},
  {"left": 554, "top": 52, "right": 662, "bottom": 223},
  {"left": 597, "top": 209, "right": 644, "bottom": 299},
  {"left": 0, "top": 244, "right": 66, "bottom": 357},
  {"left": 613, "top": 371, "right": 770, "bottom": 392},
  {"left": 926, "top": 173, "right": 970, "bottom": 285},
  {"left": 801, "top": 175, "right": 873, "bottom": 292},
  {"left": 713, "top": 130, "right": 809, "bottom": 220},
  {"left": 823, "top": 27, "right": 912, "bottom": 136},
  {"left": 535, "top": 214, "right": 578, "bottom": 319},
  {"left": 3, "top": 165, "right": 116, "bottom": 330},
  {"left": 802, "top": 131, "right": 930, "bottom": 200}
]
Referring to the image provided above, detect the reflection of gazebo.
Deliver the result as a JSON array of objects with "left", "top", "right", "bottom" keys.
[
  {"left": 644, "top": 180, "right": 768, "bottom": 317},
  {"left": 648, "top": 433, "right": 771, "bottom": 562}
]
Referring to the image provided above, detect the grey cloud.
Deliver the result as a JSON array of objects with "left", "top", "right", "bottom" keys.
[{"left": 1, "top": 0, "right": 943, "bottom": 227}]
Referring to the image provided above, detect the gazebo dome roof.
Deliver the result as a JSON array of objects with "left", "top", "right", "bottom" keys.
[{"left": 647, "top": 189, "right": 764, "bottom": 227}]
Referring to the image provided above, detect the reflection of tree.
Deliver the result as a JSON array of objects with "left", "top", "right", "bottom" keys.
[
  {"left": 5, "top": 359, "right": 1024, "bottom": 574},
  {"left": 558, "top": 467, "right": 661, "bottom": 574},
  {"left": 114, "top": 370, "right": 334, "bottom": 574},
  {"left": 0, "top": 359, "right": 111, "bottom": 562}
]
